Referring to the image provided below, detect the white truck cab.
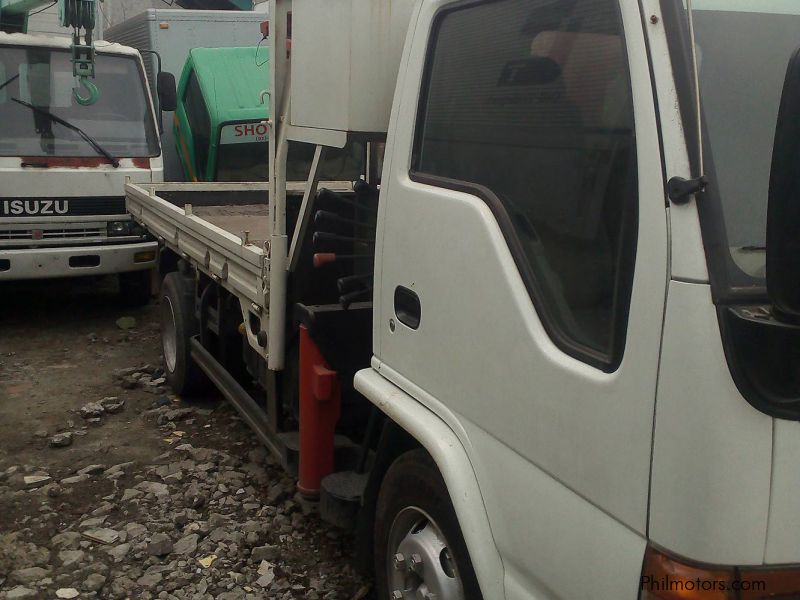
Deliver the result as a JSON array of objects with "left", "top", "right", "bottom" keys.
[
  {"left": 127, "top": 0, "right": 800, "bottom": 597},
  {"left": 0, "top": 34, "right": 162, "bottom": 301},
  {"left": 356, "top": 0, "right": 800, "bottom": 596}
]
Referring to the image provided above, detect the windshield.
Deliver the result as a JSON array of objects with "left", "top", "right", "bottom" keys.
[
  {"left": 689, "top": 2, "right": 800, "bottom": 290},
  {"left": 0, "top": 45, "right": 159, "bottom": 158},
  {"left": 215, "top": 138, "right": 365, "bottom": 183}
]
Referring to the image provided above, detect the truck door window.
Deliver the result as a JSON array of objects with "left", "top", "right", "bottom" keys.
[
  {"left": 412, "top": 0, "right": 638, "bottom": 370},
  {"left": 183, "top": 71, "right": 211, "bottom": 177}
]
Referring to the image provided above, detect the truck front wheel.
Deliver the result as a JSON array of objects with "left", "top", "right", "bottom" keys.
[
  {"left": 374, "top": 449, "right": 482, "bottom": 600},
  {"left": 160, "top": 272, "right": 208, "bottom": 396},
  {"left": 118, "top": 270, "right": 152, "bottom": 307}
]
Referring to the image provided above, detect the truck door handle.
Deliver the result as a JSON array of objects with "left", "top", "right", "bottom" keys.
[{"left": 394, "top": 286, "right": 421, "bottom": 330}]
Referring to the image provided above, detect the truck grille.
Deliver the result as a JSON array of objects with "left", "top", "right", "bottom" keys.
[
  {"left": 0, "top": 227, "right": 106, "bottom": 240},
  {"left": 0, "top": 224, "right": 107, "bottom": 245}
]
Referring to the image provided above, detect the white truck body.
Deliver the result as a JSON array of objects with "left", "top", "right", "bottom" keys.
[
  {"left": 128, "top": 0, "right": 800, "bottom": 597},
  {"left": 0, "top": 33, "right": 161, "bottom": 280}
]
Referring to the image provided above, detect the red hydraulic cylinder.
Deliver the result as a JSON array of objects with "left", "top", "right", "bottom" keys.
[{"left": 297, "top": 325, "right": 341, "bottom": 497}]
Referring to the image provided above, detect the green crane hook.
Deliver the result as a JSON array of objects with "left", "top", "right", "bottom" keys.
[
  {"left": 73, "top": 75, "right": 99, "bottom": 106},
  {"left": 62, "top": 0, "right": 99, "bottom": 105}
]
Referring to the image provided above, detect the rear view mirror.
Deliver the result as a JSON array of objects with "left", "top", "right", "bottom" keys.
[
  {"left": 157, "top": 71, "right": 177, "bottom": 112},
  {"left": 767, "top": 47, "right": 800, "bottom": 323}
]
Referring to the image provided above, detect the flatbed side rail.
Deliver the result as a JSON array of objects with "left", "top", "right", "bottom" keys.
[{"left": 125, "top": 181, "right": 266, "bottom": 309}]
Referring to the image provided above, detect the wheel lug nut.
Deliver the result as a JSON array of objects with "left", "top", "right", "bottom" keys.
[
  {"left": 393, "top": 553, "right": 406, "bottom": 570},
  {"left": 409, "top": 553, "right": 423, "bottom": 573}
]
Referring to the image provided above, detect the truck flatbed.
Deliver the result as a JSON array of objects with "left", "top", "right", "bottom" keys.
[
  {"left": 126, "top": 181, "right": 353, "bottom": 310},
  {"left": 193, "top": 205, "right": 270, "bottom": 246}
]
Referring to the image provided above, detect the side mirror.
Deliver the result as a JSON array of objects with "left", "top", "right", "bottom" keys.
[
  {"left": 767, "top": 47, "right": 800, "bottom": 323},
  {"left": 157, "top": 71, "right": 177, "bottom": 112}
]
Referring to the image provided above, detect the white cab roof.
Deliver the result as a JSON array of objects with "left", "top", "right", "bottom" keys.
[{"left": 0, "top": 32, "right": 140, "bottom": 57}]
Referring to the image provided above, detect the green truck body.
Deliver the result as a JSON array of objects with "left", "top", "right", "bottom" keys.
[
  {"left": 174, "top": 46, "right": 268, "bottom": 182},
  {"left": 174, "top": 46, "right": 364, "bottom": 183}
]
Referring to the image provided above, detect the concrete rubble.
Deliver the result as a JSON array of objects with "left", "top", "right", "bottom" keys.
[
  {"left": 47, "top": 433, "right": 72, "bottom": 448},
  {"left": 0, "top": 363, "right": 368, "bottom": 599},
  {"left": 79, "top": 402, "right": 105, "bottom": 420}
]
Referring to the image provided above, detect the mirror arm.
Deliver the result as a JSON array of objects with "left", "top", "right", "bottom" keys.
[{"left": 667, "top": 175, "right": 709, "bottom": 204}]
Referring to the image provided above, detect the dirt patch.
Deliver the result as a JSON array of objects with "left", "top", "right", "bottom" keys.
[
  {"left": 0, "top": 277, "right": 371, "bottom": 599},
  {"left": 0, "top": 277, "right": 165, "bottom": 481}
]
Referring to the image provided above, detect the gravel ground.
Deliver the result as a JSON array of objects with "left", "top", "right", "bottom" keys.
[{"left": 0, "top": 277, "right": 371, "bottom": 599}]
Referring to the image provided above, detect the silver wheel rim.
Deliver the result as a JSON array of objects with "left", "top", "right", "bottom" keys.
[
  {"left": 386, "top": 506, "right": 465, "bottom": 600},
  {"left": 162, "top": 296, "right": 178, "bottom": 373}
]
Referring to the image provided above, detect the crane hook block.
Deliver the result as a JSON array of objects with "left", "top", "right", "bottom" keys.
[
  {"left": 73, "top": 76, "right": 99, "bottom": 106},
  {"left": 61, "top": 0, "right": 99, "bottom": 105},
  {"left": 60, "top": 0, "right": 96, "bottom": 30}
]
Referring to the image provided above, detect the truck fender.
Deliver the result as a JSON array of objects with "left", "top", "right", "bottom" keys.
[{"left": 354, "top": 366, "right": 505, "bottom": 600}]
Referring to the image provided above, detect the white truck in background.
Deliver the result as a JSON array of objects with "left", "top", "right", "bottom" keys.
[
  {"left": 127, "top": 0, "right": 800, "bottom": 597},
  {"left": 0, "top": 35, "right": 161, "bottom": 301},
  {"left": 0, "top": 0, "right": 174, "bottom": 304}
]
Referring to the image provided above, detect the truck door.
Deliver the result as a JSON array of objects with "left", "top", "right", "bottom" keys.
[{"left": 376, "top": 0, "right": 667, "bottom": 597}]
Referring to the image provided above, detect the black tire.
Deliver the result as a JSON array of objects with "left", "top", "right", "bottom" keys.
[
  {"left": 160, "top": 272, "right": 209, "bottom": 396},
  {"left": 118, "top": 270, "right": 152, "bottom": 307},
  {"left": 374, "top": 449, "right": 483, "bottom": 600}
]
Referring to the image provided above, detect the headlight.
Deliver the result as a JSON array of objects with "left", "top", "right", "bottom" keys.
[{"left": 107, "top": 221, "right": 133, "bottom": 236}]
